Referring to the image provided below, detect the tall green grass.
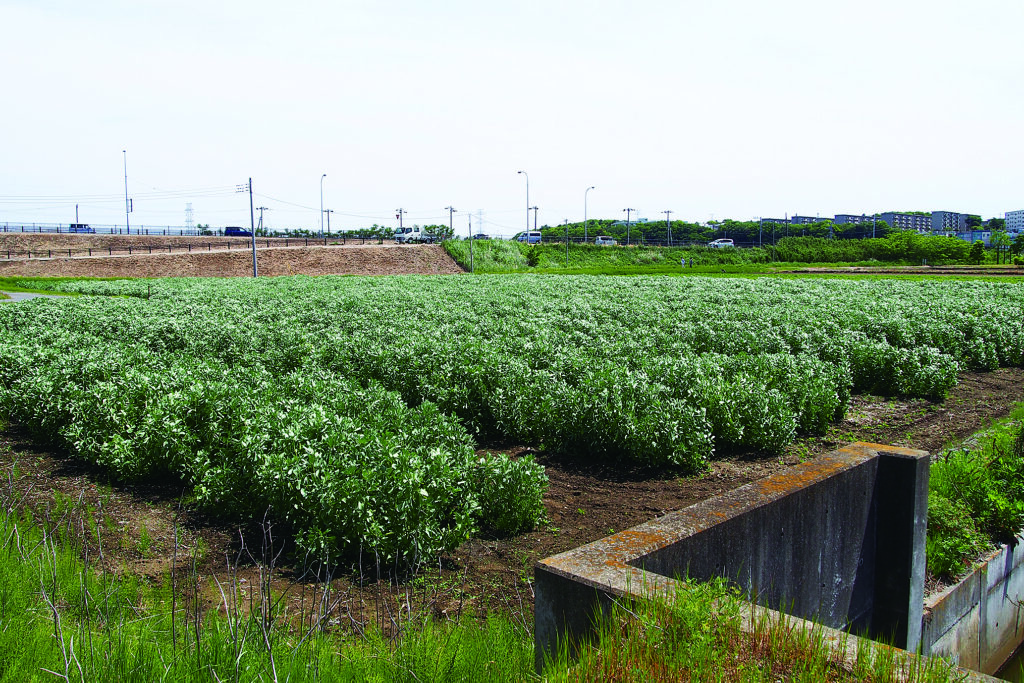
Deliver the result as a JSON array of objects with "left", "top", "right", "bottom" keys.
[
  {"left": 544, "top": 578, "right": 963, "bottom": 682},
  {"left": 0, "top": 482, "right": 534, "bottom": 682},
  {"left": 443, "top": 240, "right": 772, "bottom": 273},
  {"left": 927, "top": 405, "right": 1024, "bottom": 580}
]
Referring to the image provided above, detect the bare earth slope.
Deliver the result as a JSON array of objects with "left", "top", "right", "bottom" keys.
[{"left": 0, "top": 234, "right": 462, "bottom": 277}]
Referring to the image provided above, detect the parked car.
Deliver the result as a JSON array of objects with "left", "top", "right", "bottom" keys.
[
  {"left": 225, "top": 226, "right": 252, "bottom": 237},
  {"left": 707, "top": 238, "right": 735, "bottom": 249},
  {"left": 472, "top": 233, "right": 490, "bottom": 240},
  {"left": 67, "top": 223, "right": 94, "bottom": 233},
  {"left": 594, "top": 236, "right": 617, "bottom": 246}
]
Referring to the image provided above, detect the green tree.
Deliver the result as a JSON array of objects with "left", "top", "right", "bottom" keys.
[
  {"left": 991, "top": 231, "right": 1012, "bottom": 264},
  {"left": 425, "top": 223, "right": 453, "bottom": 241},
  {"left": 987, "top": 218, "right": 1006, "bottom": 230},
  {"left": 1011, "top": 233, "right": 1024, "bottom": 257},
  {"left": 970, "top": 240, "right": 985, "bottom": 265}
]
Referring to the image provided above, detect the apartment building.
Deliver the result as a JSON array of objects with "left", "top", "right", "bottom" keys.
[
  {"left": 1006, "top": 209, "right": 1024, "bottom": 233},
  {"left": 790, "top": 215, "right": 830, "bottom": 225},
  {"left": 931, "top": 211, "right": 967, "bottom": 233},
  {"left": 878, "top": 212, "right": 931, "bottom": 232},
  {"left": 833, "top": 214, "right": 877, "bottom": 225}
]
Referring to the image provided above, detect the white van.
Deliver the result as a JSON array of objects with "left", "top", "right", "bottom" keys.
[{"left": 516, "top": 231, "right": 542, "bottom": 244}]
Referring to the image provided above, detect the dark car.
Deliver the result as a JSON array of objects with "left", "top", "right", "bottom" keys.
[
  {"left": 472, "top": 233, "right": 490, "bottom": 240},
  {"left": 224, "top": 226, "right": 252, "bottom": 237}
]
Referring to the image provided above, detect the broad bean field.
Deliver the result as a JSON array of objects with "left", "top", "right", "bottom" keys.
[{"left": 2, "top": 275, "right": 1022, "bottom": 562}]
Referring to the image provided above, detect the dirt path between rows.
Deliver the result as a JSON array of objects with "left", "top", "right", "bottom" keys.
[{"left": 2, "top": 368, "right": 1022, "bottom": 631}]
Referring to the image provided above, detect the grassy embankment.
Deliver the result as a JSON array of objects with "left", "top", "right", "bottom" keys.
[{"left": 443, "top": 238, "right": 1022, "bottom": 276}]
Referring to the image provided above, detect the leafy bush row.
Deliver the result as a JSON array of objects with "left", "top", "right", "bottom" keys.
[
  {"left": 6, "top": 275, "right": 1024, "bottom": 473},
  {"left": 0, "top": 341, "right": 546, "bottom": 564}
]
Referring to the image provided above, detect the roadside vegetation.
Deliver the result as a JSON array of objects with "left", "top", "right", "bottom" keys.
[
  {"left": 443, "top": 232, "right": 1024, "bottom": 274},
  {"left": 927, "top": 405, "right": 1024, "bottom": 581},
  {"left": 443, "top": 239, "right": 772, "bottom": 273}
]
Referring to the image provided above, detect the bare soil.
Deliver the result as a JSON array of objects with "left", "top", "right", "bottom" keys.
[
  {"left": 0, "top": 233, "right": 463, "bottom": 278},
  {"left": 2, "top": 368, "right": 1022, "bottom": 630}
]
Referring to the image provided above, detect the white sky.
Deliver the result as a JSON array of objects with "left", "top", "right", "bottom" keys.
[{"left": 1, "top": 0, "right": 1022, "bottom": 236}]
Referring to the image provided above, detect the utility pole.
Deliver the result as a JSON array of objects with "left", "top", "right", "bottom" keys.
[
  {"left": 122, "top": 150, "right": 131, "bottom": 234},
  {"left": 623, "top": 208, "right": 636, "bottom": 246},
  {"left": 396, "top": 208, "right": 406, "bottom": 233},
  {"left": 663, "top": 210, "right": 673, "bottom": 246},
  {"left": 256, "top": 206, "right": 269, "bottom": 233},
  {"left": 531, "top": 206, "right": 539, "bottom": 232},
  {"left": 323, "top": 209, "right": 334, "bottom": 235},
  {"left": 248, "top": 178, "right": 257, "bottom": 277}
]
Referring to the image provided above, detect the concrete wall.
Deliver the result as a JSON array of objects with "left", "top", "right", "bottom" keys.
[
  {"left": 922, "top": 533, "right": 1024, "bottom": 674},
  {"left": 535, "top": 443, "right": 931, "bottom": 670}
]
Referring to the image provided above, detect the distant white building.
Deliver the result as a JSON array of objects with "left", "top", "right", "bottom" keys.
[{"left": 1006, "top": 209, "right": 1024, "bottom": 233}]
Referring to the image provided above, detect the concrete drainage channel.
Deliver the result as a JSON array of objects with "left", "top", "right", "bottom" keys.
[{"left": 535, "top": 442, "right": 1017, "bottom": 680}]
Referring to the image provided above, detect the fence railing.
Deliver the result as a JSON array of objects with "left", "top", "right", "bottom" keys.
[{"left": 0, "top": 223, "right": 211, "bottom": 236}]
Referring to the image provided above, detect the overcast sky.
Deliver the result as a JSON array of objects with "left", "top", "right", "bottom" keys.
[{"left": 2, "top": 0, "right": 1021, "bottom": 236}]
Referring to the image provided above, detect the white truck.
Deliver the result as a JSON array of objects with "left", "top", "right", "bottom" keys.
[{"left": 394, "top": 226, "right": 437, "bottom": 244}]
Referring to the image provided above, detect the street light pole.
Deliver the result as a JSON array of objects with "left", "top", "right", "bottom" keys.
[
  {"left": 565, "top": 220, "right": 569, "bottom": 267},
  {"left": 319, "top": 174, "right": 326, "bottom": 237},
  {"left": 517, "top": 170, "right": 529, "bottom": 236},
  {"left": 584, "top": 186, "right": 595, "bottom": 242},
  {"left": 468, "top": 215, "right": 476, "bottom": 272},
  {"left": 122, "top": 150, "right": 130, "bottom": 235},
  {"left": 623, "top": 208, "right": 635, "bottom": 246}
]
